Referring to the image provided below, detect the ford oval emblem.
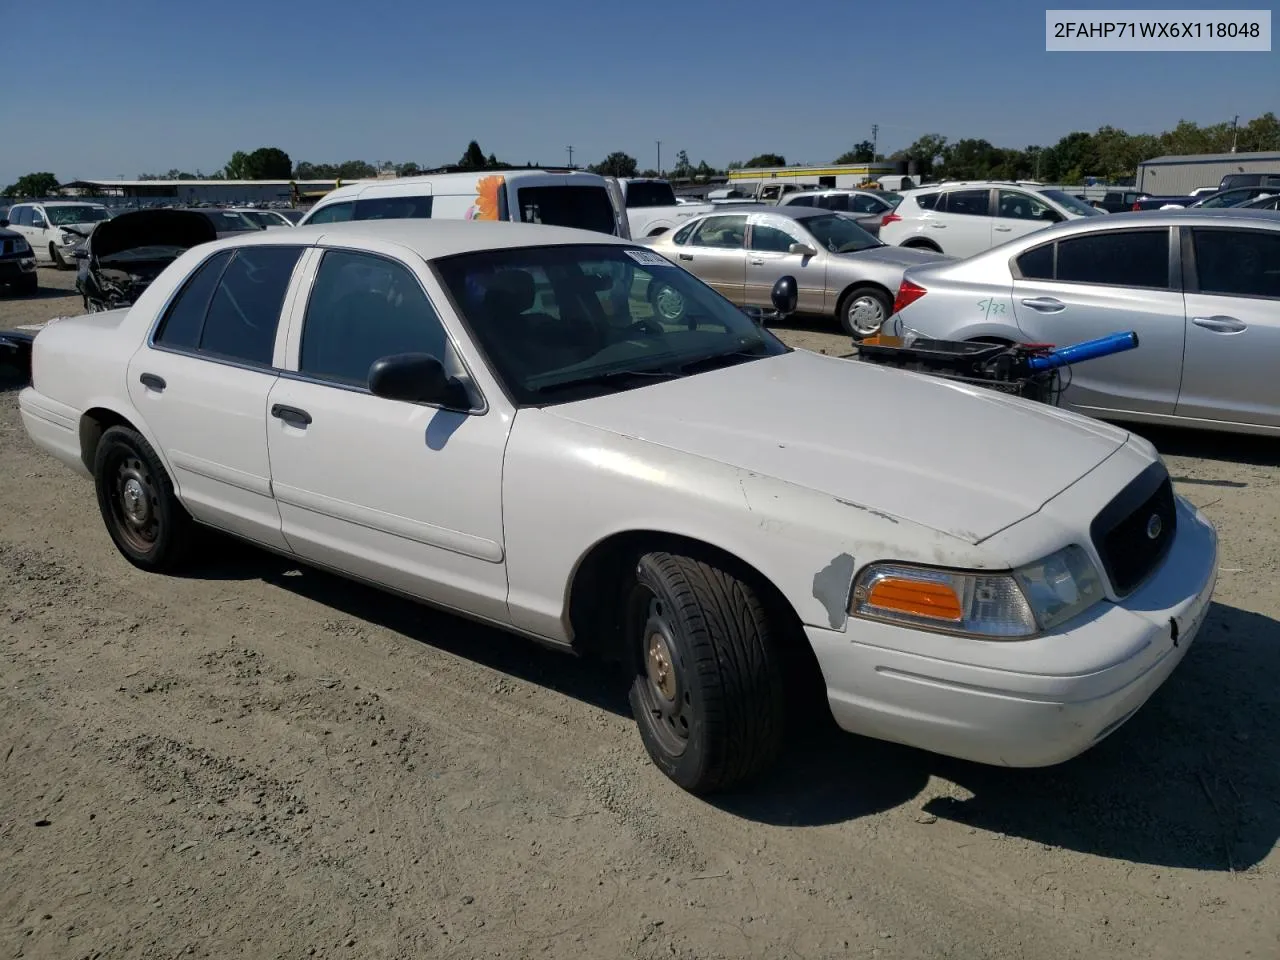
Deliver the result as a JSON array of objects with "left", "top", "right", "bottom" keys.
[{"left": 1146, "top": 513, "right": 1163, "bottom": 540}]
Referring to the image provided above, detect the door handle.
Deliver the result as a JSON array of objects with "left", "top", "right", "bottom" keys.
[
  {"left": 994, "top": 226, "right": 1013, "bottom": 232},
  {"left": 139, "top": 373, "right": 166, "bottom": 392},
  {"left": 928, "top": 223, "right": 947, "bottom": 229},
  {"left": 678, "top": 253, "right": 693, "bottom": 261},
  {"left": 1020, "top": 297, "right": 1066, "bottom": 312},
  {"left": 1191, "top": 315, "right": 1247, "bottom": 334},
  {"left": 749, "top": 258, "right": 764, "bottom": 265},
  {"left": 271, "top": 403, "right": 312, "bottom": 427}
]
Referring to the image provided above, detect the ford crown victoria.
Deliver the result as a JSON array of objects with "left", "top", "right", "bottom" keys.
[{"left": 17, "top": 220, "right": 1218, "bottom": 793}]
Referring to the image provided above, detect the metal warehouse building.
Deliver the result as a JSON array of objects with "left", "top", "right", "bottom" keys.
[
  {"left": 1136, "top": 151, "right": 1280, "bottom": 195},
  {"left": 58, "top": 178, "right": 346, "bottom": 206}
]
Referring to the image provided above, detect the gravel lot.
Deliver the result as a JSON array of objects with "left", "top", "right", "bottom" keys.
[{"left": 2, "top": 268, "right": 1277, "bottom": 960}]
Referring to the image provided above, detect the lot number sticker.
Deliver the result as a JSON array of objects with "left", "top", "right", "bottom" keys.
[{"left": 624, "top": 249, "right": 673, "bottom": 267}]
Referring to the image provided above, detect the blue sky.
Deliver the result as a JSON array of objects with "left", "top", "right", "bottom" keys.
[{"left": 3, "top": 0, "right": 1276, "bottom": 186}]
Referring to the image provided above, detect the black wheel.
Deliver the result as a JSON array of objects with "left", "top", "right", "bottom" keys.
[
  {"left": 837, "top": 285, "right": 892, "bottom": 339},
  {"left": 92, "top": 425, "right": 193, "bottom": 572},
  {"left": 625, "top": 551, "right": 785, "bottom": 794}
]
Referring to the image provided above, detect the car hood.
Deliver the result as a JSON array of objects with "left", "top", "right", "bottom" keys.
[
  {"left": 87, "top": 209, "right": 217, "bottom": 259},
  {"left": 548, "top": 349, "right": 1131, "bottom": 544},
  {"left": 840, "top": 244, "right": 954, "bottom": 267}
]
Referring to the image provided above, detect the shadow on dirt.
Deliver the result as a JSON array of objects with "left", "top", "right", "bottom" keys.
[{"left": 185, "top": 535, "right": 1277, "bottom": 873}]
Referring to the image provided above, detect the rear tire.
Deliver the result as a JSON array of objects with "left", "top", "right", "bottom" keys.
[
  {"left": 92, "top": 425, "right": 194, "bottom": 572},
  {"left": 837, "top": 285, "right": 892, "bottom": 339},
  {"left": 647, "top": 278, "right": 687, "bottom": 324},
  {"left": 625, "top": 550, "right": 786, "bottom": 794}
]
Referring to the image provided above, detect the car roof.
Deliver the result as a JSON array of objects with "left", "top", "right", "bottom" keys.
[
  {"left": 683, "top": 204, "right": 836, "bottom": 222},
  {"left": 191, "top": 218, "right": 637, "bottom": 260},
  {"left": 965, "top": 207, "right": 1280, "bottom": 249},
  {"left": 314, "top": 168, "right": 605, "bottom": 203},
  {"left": 33, "top": 200, "right": 108, "bottom": 207}
]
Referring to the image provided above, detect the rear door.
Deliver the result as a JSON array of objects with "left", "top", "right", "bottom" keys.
[
  {"left": 931, "top": 189, "right": 994, "bottom": 257},
  {"left": 1176, "top": 225, "right": 1280, "bottom": 427},
  {"left": 673, "top": 214, "right": 748, "bottom": 302},
  {"left": 1010, "top": 226, "right": 1184, "bottom": 415}
]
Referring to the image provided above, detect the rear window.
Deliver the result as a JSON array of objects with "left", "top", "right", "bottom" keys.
[
  {"left": 517, "top": 186, "right": 617, "bottom": 236},
  {"left": 624, "top": 182, "right": 677, "bottom": 208},
  {"left": 915, "top": 192, "right": 940, "bottom": 211},
  {"left": 353, "top": 195, "right": 434, "bottom": 220}
]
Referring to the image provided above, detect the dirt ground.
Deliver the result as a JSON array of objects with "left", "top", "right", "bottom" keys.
[{"left": 2, "top": 269, "right": 1277, "bottom": 960}]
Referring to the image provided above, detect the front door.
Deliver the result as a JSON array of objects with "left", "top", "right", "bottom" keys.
[
  {"left": 1177, "top": 225, "right": 1280, "bottom": 427},
  {"left": 125, "top": 244, "right": 306, "bottom": 551},
  {"left": 744, "top": 214, "right": 825, "bottom": 313},
  {"left": 673, "top": 214, "right": 747, "bottom": 303},
  {"left": 992, "top": 189, "right": 1063, "bottom": 247},
  {"left": 1010, "top": 226, "right": 1184, "bottom": 416},
  {"left": 265, "top": 244, "right": 511, "bottom": 622}
]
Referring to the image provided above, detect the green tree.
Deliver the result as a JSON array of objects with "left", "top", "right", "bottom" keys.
[
  {"left": 835, "top": 141, "right": 876, "bottom": 164},
  {"left": 2, "top": 172, "right": 60, "bottom": 197},
  {"left": 694, "top": 160, "right": 715, "bottom": 179},
  {"left": 890, "top": 134, "right": 948, "bottom": 176},
  {"left": 744, "top": 153, "right": 786, "bottom": 168},
  {"left": 458, "top": 140, "right": 487, "bottom": 171},
  {"left": 396, "top": 162, "right": 421, "bottom": 177},
  {"left": 672, "top": 150, "right": 692, "bottom": 178},
  {"left": 589, "top": 151, "right": 639, "bottom": 177},
  {"left": 1239, "top": 112, "right": 1280, "bottom": 151}
]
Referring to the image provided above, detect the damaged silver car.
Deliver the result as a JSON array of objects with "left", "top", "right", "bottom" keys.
[{"left": 74, "top": 209, "right": 217, "bottom": 312}]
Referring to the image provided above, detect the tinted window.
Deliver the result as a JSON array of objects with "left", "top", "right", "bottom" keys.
[
  {"left": 625, "top": 182, "right": 676, "bottom": 208},
  {"left": 671, "top": 220, "right": 697, "bottom": 245},
  {"left": 690, "top": 215, "right": 746, "bottom": 249},
  {"left": 199, "top": 247, "right": 303, "bottom": 364},
  {"left": 819, "top": 195, "right": 849, "bottom": 211},
  {"left": 353, "top": 195, "right": 434, "bottom": 220},
  {"left": 750, "top": 223, "right": 800, "bottom": 253},
  {"left": 997, "top": 190, "right": 1058, "bottom": 222},
  {"left": 787, "top": 194, "right": 815, "bottom": 207},
  {"left": 944, "top": 189, "right": 990, "bottom": 217},
  {"left": 1016, "top": 243, "right": 1055, "bottom": 280},
  {"left": 849, "top": 194, "right": 884, "bottom": 213},
  {"left": 1055, "top": 230, "right": 1168, "bottom": 289},
  {"left": 300, "top": 250, "right": 449, "bottom": 387},
  {"left": 916, "top": 193, "right": 940, "bottom": 211},
  {"left": 154, "top": 250, "right": 233, "bottom": 349},
  {"left": 12, "top": 207, "right": 31, "bottom": 227},
  {"left": 517, "top": 186, "right": 616, "bottom": 235},
  {"left": 306, "top": 201, "right": 355, "bottom": 224},
  {"left": 1192, "top": 228, "right": 1280, "bottom": 299}
]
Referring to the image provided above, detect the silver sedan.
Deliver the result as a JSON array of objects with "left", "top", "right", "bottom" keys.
[
  {"left": 640, "top": 205, "right": 951, "bottom": 337},
  {"left": 887, "top": 208, "right": 1280, "bottom": 436}
]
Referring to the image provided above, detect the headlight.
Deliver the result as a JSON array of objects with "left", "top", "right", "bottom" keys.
[
  {"left": 850, "top": 545, "right": 1104, "bottom": 640},
  {"left": 14, "top": 239, "right": 30, "bottom": 253},
  {"left": 60, "top": 232, "right": 79, "bottom": 246}
]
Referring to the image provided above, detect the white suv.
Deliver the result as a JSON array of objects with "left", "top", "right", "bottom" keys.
[{"left": 878, "top": 181, "right": 1104, "bottom": 258}]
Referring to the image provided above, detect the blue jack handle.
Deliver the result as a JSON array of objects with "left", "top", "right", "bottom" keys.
[{"left": 1025, "top": 331, "right": 1140, "bottom": 372}]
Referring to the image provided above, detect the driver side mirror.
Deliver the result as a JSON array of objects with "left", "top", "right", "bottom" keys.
[
  {"left": 788, "top": 242, "right": 818, "bottom": 257},
  {"left": 771, "top": 276, "right": 798, "bottom": 317},
  {"left": 368, "top": 353, "right": 472, "bottom": 409}
]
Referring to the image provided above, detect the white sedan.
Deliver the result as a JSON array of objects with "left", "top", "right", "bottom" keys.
[{"left": 18, "top": 220, "right": 1218, "bottom": 794}]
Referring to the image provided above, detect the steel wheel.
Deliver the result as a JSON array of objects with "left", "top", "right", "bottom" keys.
[
  {"left": 92, "top": 424, "right": 194, "bottom": 572},
  {"left": 106, "top": 452, "right": 162, "bottom": 553},
  {"left": 634, "top": 592, "right": 693, "bottom": 757}
]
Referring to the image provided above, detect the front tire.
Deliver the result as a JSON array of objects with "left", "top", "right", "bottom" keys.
[
  {"left": 838, "top": 285, "right": 892, "bottom": 339},
  {"left": 49, "top": 244, "right": 69, "bottom": 270},
  {"left": 93, "top": 425, "right": 194, "bottom": 572},
  {"left": 625, "top": 551, "right": 785, "bottom": 794}
]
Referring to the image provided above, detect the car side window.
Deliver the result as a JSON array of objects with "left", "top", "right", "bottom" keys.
[
  {"left": 1192, "top": 228, "right": 1280, "bottom": 299},
  {"left": 750, "top": 223, "right": 801, "bottom": 253},
  {"left": 198, "top": 247, "right": 304, "bottom": 365},
  {"left": 353, "top": 195, "right": 433, "bottom": 220},
  {"left": 915, "top": 193, "right": 940, "bottom": 211},
  {"left": 850, "top": 195, "right": 881, "bottom": 213},
  {"left": 1055, "top": 229, "right": 1169, "bottom": 289},
  {"left": 998, "top": 190, "right": 1056, "bottom": 221},
  {"left": 671, "top": 220, "right": 697, "bottom": 244},
  {"left": 787, "top": 194, "right": 815, "bottom": 207},
  {"left": 12, "top": 206, "right": 31, "bottom": 227},
  {"left": 1015, "top": 243, "right": 1055, "bottom": 280},
  {"left": 154, "top": 250, "right": 234, "bottom": 349},
  {"left": 944, "top": 190, "right": 991, "bottom": 217},
  {"left": 299, "top": 249, "right": 449, "bottom": 388},
  {"left": 306, "top": 201, "right": 355, "bottom": 224},
  {"left": 690, "top": 216, "right": 746, "bottom": 249},
  {"left": 819, "top": 195, "right": 849, "bottom": 212}
]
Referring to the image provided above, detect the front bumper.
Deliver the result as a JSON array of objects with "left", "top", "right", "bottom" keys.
[
  {"left": 0, "top": 256, "right": 37, "bottom": 281},
  {"left": 807, "top": 495, "right": 1218, "bottom": 767}
]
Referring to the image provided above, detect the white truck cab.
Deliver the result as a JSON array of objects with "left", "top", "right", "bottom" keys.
[
  {"left": 607, "top": 178, "right": 714, "bottom": 237},
  {"left": 297, "top": 169, "right": 629, "bottom": 237}
]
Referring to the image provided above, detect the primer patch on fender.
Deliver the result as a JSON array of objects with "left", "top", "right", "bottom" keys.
[
  {"left": 623, "top": 249, "right": 673, "bottom": 267},
  {"left": 812, "top": 553, "right": 857, "bottom": 629}
]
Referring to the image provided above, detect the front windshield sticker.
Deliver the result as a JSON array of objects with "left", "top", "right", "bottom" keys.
[{"left": 624, "top": 249, "right": 673, "bottom": 267}]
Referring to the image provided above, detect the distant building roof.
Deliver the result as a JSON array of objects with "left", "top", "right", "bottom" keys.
[
  {"left": 60, "top": 178, "right": 347, "bottom": 188},
  {"left": 1139, "top": 151, "right": 1280, "bottom": 166}
]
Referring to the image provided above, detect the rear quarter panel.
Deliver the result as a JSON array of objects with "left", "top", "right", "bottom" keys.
[{"left": 888, "top": 260, "right": 1022, "bottom": 342}]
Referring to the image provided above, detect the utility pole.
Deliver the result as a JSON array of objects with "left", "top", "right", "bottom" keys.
[
  {"left": 656, "top": 140, "right": 662, "bottom": 176},
  {"left": 566, "top": 145, "right": 574, "bottom": 168},
  {"left": 871, "top": 123, "right": 879, "bottom": 161},
  {"left": 1230, "top": 115, "right": 1240, "bottom": 153}
]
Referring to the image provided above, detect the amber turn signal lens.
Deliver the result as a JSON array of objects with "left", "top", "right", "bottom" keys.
[{"left": 865, "top": 577, "right": 964, "bottom": 622}]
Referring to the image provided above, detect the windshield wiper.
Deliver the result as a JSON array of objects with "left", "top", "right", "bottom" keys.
[
  {"left": 677, "top": 345, "right": 772, "bottom": 375},
  {"left": 530, "top": 367, "right": 682, "bottom": 396}
]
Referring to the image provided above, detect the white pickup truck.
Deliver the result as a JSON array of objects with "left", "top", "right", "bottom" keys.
[{"left": 607, "top": 178, "right": 715, "bottom": 238}]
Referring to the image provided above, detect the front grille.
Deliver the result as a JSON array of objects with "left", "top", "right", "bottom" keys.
[{"left": 1090, "top": 462, "right": 1177, "bottom": 596}]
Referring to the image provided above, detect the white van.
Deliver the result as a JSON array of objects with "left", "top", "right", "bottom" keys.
[{"left": 296, "top": 169, "right": 630, "bottom": 237}]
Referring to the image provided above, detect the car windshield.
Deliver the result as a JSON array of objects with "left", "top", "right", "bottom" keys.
[
  {"left": 47, "top": 205, "right": 111, "bottom": 225},
  {"left": 241, "top": 211, "right": 275, "bottom": 228},
  {"left": 1197, "top": 190, "right": 1255, "bottom": 208},
  {"left": 204, "top": 210, "right": 257, "bottom": 230},
  {"left": 1039, "top": 190, "right": 1103, "bottom": 217},
  {"left": 433, "top": 244, "right": 789, "bottom": 405},
  {"left": 802, "top": 213, "right": 883, "bottom": 253}
]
